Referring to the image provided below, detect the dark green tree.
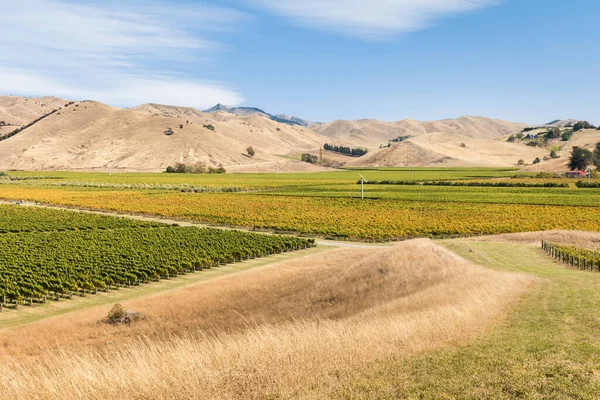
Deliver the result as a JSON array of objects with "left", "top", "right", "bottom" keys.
[
  {"left": 547, "top": 127, "right": 561, "bottom": 139},
  {"left": 573, "top": 121, "right": 595, "bottom": 132},
  {"left": 593, "top": 142, "right": 600, "bottom": 169},
  {"left": 568, "top": 146, "right": 593, "bottom": 171}
]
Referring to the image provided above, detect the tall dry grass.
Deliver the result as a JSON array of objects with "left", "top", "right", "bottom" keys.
[{"left": 0, "top": 239, "right": 533, "bottom": 399}]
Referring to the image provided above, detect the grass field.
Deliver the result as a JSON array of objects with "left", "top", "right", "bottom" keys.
[{"left": 339, "top": 239, "right": 600, "bottom": 398}]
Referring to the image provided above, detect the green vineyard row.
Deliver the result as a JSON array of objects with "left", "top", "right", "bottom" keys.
[
  {"left": 541, "top": 241, "right": 600, "bottom": 272},
  {"left": 0, "top": 226, "right": 313, "bottom": 308}
]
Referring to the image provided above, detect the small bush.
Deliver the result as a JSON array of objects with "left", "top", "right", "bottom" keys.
[
  {"left": 247, "top": 146, "right": 255, "bottom": 157},
  {"left": 106, "top": 303, "right": 126, "bottom": 324},
  {"left": 203, "top": 124, "right": 215, "bottom": 131},
  {"left": 459, "top": 143, "right": 466, "bottom": 148},
  {"left": 301, "top": 154, "right": 319, "bottom": 164},
  {"left": 106, "top": 303, "right": 145, "bottom": 325},
  {"left": 517, "top": 159, "right": 525, "bottom": 166},
  {"left": 533, "top": 157, "right": 541, "bottom": 164}
]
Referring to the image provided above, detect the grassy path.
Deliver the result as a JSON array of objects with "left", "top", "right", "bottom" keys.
[
  {"left": 0, "top": 246, "right": 331, "bottom": 329},
  {"left": 339, "top": 240, "right": 600, "bottom": 399}
]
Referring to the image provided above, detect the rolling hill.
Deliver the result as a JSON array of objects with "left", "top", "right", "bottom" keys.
[
  {"left": 0, "top": 96, "right": 68, "bottom": 139},
  {"left": 0, "top": 95, "right": 577, "bottom": 171},
  {"left": 0, "top": 100, "right": 327, "bottom": 172},
  {"left": 348, "top": 132, "right": 548, "bottom": 168},
  {"left": 312, "top": 116, "right": 528, "bottom": 148}
]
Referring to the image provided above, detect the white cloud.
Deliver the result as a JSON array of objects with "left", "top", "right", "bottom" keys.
[
  {"left": 249, "top": 0, "right": 498, "bottom": 38},
  {"left": 0, "top": 0, "right": 246, "bottom": 108}
]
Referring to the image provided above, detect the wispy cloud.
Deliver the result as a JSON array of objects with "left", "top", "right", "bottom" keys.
[
  {"left": 248, "top": 0, "right": 498, "bottom": 38},
  {"left": 0, "top": 0, "right": 246, "bottom": 107}
]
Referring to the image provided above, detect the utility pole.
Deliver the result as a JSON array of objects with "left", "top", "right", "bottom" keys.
[{"left": 359, "top": 173, "right": 366, "bottom": 200}]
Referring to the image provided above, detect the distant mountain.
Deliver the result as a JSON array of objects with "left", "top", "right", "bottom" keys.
[
  {"left": 543, "top": 119, "right": 578, "bottom": 128},
  {"left": 0, "top": 98, "right": 327, "bottom": 173},
  {"left": 204, "top": 104, "right": 313, "bottom": 127},
  {"left": 312, "top": 116, "right": 528, "bottom": 148}
]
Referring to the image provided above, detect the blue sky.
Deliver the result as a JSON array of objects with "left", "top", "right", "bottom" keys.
[{"left": 1, "top": 0, "right": 598, "bottom": 124}]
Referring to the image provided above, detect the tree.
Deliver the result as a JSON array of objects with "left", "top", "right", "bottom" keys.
[
  {"left": 568, "top": 146, "right": 593, "bottom": 171},
  {"left": 550, "top": 149, "right": 559, "bottom": 159},
  {"left": 246, "top": 146, "right": 255, "bottom": 157},
  {"left": 533, "top": 157, "right": 541, "bottom": 164},
  {"left": 515, "top": 132, "right": 524, "bottom": 140},
  {"left": 573, "top": 121, "right": 595, "bottom": 132},
  {"left": 561, "top": 131, "right": 573, "bottom": 141},
  {"left": 547, "top": 127, "right": 561, "bottom": 139},
  {"left": 593, "top": 142, "right": 600, "bottom": 169},
  {"left": 0, "top": 121, "right": 5, "bottom": 127},
  {"left": 507, "top": 135, "right": 515, "bottom": 142}
]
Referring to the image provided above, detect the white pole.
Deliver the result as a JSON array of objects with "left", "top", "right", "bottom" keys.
[{"left": 361, "top": 178, "right": 364, "bottom": 200}]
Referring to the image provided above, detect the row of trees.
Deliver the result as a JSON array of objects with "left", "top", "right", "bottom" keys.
[
  {"left": 166, "top": 162, "right": 226, "bottom": 174},
  {"left": 323, "top": 143, "right": 368, "bottom": 157}
]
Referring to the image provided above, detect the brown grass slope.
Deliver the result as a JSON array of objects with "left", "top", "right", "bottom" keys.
[
  {"left": 0, "top": 101, "right": 329, "bottom": 172},
  {"left": 0, "top": 96, "right": 67, "bottom": 126},
  {"left": 0, "top": 239, "right": 533, "bottom": 399},
  {"left": 350, "top": 132, "right": 547, "bottom": 167},
  {"left": 313, "top": 116, "right": 527, "bottom": 148}
]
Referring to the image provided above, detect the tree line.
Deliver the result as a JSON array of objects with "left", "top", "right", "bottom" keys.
[{"left": 323, "top": 143, "right": 368, "bottom": 157}]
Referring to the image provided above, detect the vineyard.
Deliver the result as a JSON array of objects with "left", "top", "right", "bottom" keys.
[
  {"left": 542, "top": 241, "right": 600, "bottom": 272},
  {"left": 0, "top": 204, "right": 162, "bottom": 233},
  {"left": 2, "top": 167, "right": 600, "bottom": 240},
  {"left": 0, "top": 206, "right": 313, "bottom": 309}
]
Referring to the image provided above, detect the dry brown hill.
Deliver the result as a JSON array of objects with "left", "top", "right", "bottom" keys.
[
  {"left": 0, "top": 100, "right": 328, "bottom": 172},
  {"left": 0, "top": 96, "right": 68, "bottom": 138},
  {"left": 313, "top": 116, "right": 527, "bottom": 148},
  {"left": 349, "top": 132, "right": 547, "bottom": 168},
  {"left": 0, "top": 96, "right": 67, "bottom": 126}
]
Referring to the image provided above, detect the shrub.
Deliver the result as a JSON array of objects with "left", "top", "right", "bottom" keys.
[
  {"left": 301, "top": 154, "right": 319, "bottom": 164},
  {"left": 561, "top": 130, "right": 573, "bottom": 141},
  {"left": 515, "top": 132, "right": 524, "bottom": 140},
  {"left": 106, "top": 303, "right": 126, "bottom": 324},
  {"left": 507, "top": 135, "right": 515, "bottom": 142},
  {"left": 203, "top": 124, "right": 215, "bottom": 131},
  {"left": 247, "top": 146, "right": 255, "bottom": 157},
  {"left": 459, "top": 143, "right": 466, "bottom": 148},
  {"left": 517, "top": 159, "right": 525, "bottom": 166},
  {"left": 550, "top": 149, "right": 559, "bottom": 158},
  {"left": 533, "top": 157, "right": 541, "bottom": 164}
]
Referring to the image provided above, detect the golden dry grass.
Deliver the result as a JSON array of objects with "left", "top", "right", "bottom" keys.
[
  {"left": 469, "top": 230, "right": 600, "bottom": 250},
  {"left": 0, "top": 239, "right": 533, "bottom": 399}
]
